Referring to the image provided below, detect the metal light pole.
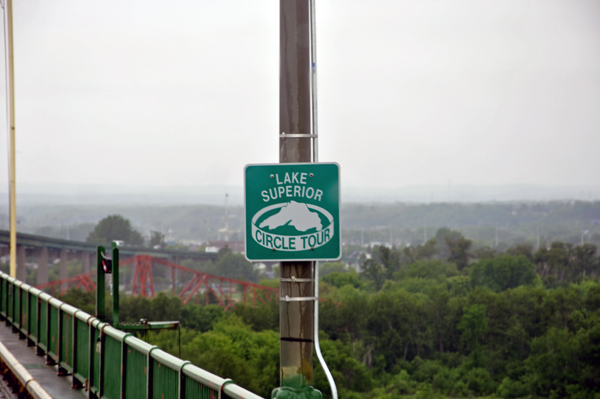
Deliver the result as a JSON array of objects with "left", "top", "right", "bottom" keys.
[
  {"left": 275, "top": 0, "right": 320, "bottom": 398},
  {"left": 3, "top": 0, "right": 17, "bottom": 278}
]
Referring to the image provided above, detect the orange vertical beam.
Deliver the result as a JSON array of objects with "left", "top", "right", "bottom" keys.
[
  {"left": 147, "top": 257, "right": 156, "bottom": 297},
  {"left": 140, "top": 258, "right": 147, "bottom": 297},
  {"left": 205, "top": 281, "right": 209, "bottom": 305},
  {"left": 172, "top": 267, "right": 176, "bottom": 295}
]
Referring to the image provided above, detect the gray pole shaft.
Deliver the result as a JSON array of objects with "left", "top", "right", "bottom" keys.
[
  {"left": 6, "top": 0, "right": 17, "bottom": 279},
  {"left": 279, "top": 0, "right": 314, "bottom": 387}
]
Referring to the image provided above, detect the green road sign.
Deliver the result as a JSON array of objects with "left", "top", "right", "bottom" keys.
[{"left": 245, "top": 163, "right": 341, "bottom": 262}]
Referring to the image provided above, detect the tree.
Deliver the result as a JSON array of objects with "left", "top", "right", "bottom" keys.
[
  {"left": 319, "top": 261, "right": 347, "bottom": 276},
  {"left": 458, "top": 304, "right": 488, "bottom": 365},
  {"left": 321, "top": 285, "right": 369, "bottom": 342},
  {"left": 434, "top": 228, "right": 472, "bottom": 270},
  {"left": 86, "top": 215, "right": 144, "bottom": 246},
  {"left": 446, "top": 236, "right": 472, "bottom": 271},
  {"left": 322, "top": 271, "right": 362, "bottom": 289},
  {"left": 215, "top": 247, "right": 258, "bottom": 282},
  {"left": 151, "top": 292, "right": 182, "bottom": 321},
  {"left": 506, "top": 244, "right": 533, "bottom": 261},
  {"left": 534, "top": 242, "right": 571, "bottom": 282},
  {"left": 416, "top": 238, "right": 439, "bottom": 260},
  {"left": 435, "top": 228, "right": 464, "bottom": 258},
  {"left": 149, "top": 231, "right": 166, "bottom": 248},
  {"left": 524, "top": 327, "right": 580, "bottom": 397},
  {"left": 470, "top": 255, "right": 536, "bottom": 292},
  {"left": 361, "top": 259, "right": 387, "bottom": 291},
  {"left": 367, "top": 288, "right": 416, "bottom": 368},
  {"left": 401, "top": 239, "right": 438, "bottom": 264},
  {"left": 572, "top": 243, "right": 598, "bottom": 277},
  {"left": 374, "top": 246, "right": 400, "bottom": 279}
]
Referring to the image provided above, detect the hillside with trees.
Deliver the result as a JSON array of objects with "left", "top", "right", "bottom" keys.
[
  {"left": 12, "top": 201, "right": 600, "bottom": 251},
  {"left": 59, "top": 228, "right": 600, "bottom": 399}
]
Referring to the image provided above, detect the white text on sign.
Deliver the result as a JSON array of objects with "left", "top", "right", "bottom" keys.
[
  {"left": 252, "top": 224, "right": 333, "bottom": 251},
  {"left": 261, "top": 173, "right": 323, "bottom": 203}
]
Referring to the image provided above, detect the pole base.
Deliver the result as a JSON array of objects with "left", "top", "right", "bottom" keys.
[{"left": 272, "top": 385, "right": 322, "bottom": 399}]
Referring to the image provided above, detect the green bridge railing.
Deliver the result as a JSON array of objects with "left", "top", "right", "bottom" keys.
[{"left": 0, "top": 271, "right": 264, "bottom": 399}]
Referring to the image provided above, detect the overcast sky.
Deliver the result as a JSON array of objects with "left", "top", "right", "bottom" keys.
[{"left": 1, "top": 0, "right": 599, "bottom": 192}]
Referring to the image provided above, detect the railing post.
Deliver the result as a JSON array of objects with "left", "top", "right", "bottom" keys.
[
  {"left": 121, "top": 333, "right": 133, "bottom": 399},
  {"left": 112, "top": 243, "right": 119, "bottom": 326},
  {"left": 57, "top": 304, "right": 68, "bottom": 376},
  {"left": 96, "top": 246, "right": 106, "bottom": 322},
  {"left": 45, "top": 300, "right": 55, "bottom": 365},
  {"left": 36, "top": 294, "right": 44, "bottom": 355},
  {"left": 98, "top": 330, "right": 105, "bottom": 399}
]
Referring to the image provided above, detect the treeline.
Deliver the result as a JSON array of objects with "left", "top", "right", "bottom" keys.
[
  {"left": 59, "top": 227, "right": 600, "bottom": 398},
  {"left": 342, "top": 201, "right": 600, "bottom": 231},
  {"left": 342, "top": 201, "right": 600, "bottom": 249},
  {"left": 20, "top": 200, "right": 600, "bottom": 246},
  {"left": 319, "top": 269, "right": 599, "bottom": 398},
  {"left": 315, "top": 228, "right": 600, "bottom": 398}
]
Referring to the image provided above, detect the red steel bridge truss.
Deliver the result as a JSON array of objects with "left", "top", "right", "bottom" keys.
[
  {"left": 36, "top": 273, "right": 96, "bottom": 294},
  {"left": 35, "top": 255, "right": 278, "bottom": 309}
]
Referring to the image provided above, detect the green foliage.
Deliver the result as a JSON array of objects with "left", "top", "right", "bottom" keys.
[
  {"left": 181, "top": 247, "right": 258, "bottom": 282},
  {"left": 458, "top": 367, "right": 496, "bottom": 396},
  {"left": 319, "top": 262, "right": 347, "bottom": 276},
  {"left": 446, "top": 236, "right": 472, "bottom": 271},
  {"left": 58, "top": 288, "right": 95, "bottom": 315},
  {"left": 496, "top": 377, "right": 529, "bottom": 398},
  {"left": 471, "top": 245, "right": 497, "bottom": 261},
  {"left": 52, "top": 237, "right": 600, "bottom": 399},
  {"left": 232, "top": 300, "right": 279, "bottom": 332},
  {"left": 322, "top": 271, "right": 362, "bottom": 289},
  {"left": 320, "top": 285, "right": 369, "bottom": 342},
  {"left": 378, "top": 369, "right": 417, "bottom": 396},
  {"left": 86, "top": 214, "right": 144, "bottom": 246},
  {"left": 259, "top": 278, "right": 280, "bottom": 289},
  {"left": 506, "top": 243, "right": 534, "bottom": 261},
  {"left": 367, "top": 288, "right": 423, "bottom": 368},
  {"left": 183, "top": 317, "right": 279, "bottom": 398},
  {"left": 314, "top": 336, "right": 374, "bottom": 395},
  {"left": 534, "top": 242, "right": 599, "bottom": 287},
  {"left": 387, "top": 278, "right": 439, "bottom": 295},
  {"left": 458, "top": 304, "right": 488, "bottom": 354},
  {"left": 181, "top": 304, "right": 226, "bottom": 332},
  {"left": 149, "top": 231, "right": 166, "bottom": 248},
  {"left": 119, "top": 296, "right": 152, "bottom": 322},
  {"left": 525, "top": 327, "right": 579, "bottom": 396},
  {"left": 415, "top": 238, "right": 439, "bottom": 261},
  {"left": 445, "top": 275, "right": 471, "bottom": 296},
  {"left": 215, "top": 246, "right": 258, "bottom": 282},
  {"left": 470, "top": 255, "right": 536, "bottom": 292},
  {"left": 119, "top": 292, "right": 182, "bottom": 323},
  {"left": 151, "top": 292, "right": 182, "bottom": 320},
  {"left": 46, "top": 259, "right": 85, "bottom": 283},
  {"left": 434, "top": 228, "right": 464, "bottom": 258},
  {"left": 361, "top": 258, "right": 388, "bottom": 291},
  {"left": 395, "top": 259, "right": 459, "bottom": 282}
]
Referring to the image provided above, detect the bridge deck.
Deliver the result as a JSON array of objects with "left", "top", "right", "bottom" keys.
[{"left": 0, "top": 322, "right": 84, "bottom": 399}]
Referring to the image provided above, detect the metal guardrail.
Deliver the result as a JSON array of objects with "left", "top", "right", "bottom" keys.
[
  {"left": 0, "top": 339, "right": 52, "bottom": 399},
  {"left": 0, "top": 271, "right": 264, "bottom": 399}
]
